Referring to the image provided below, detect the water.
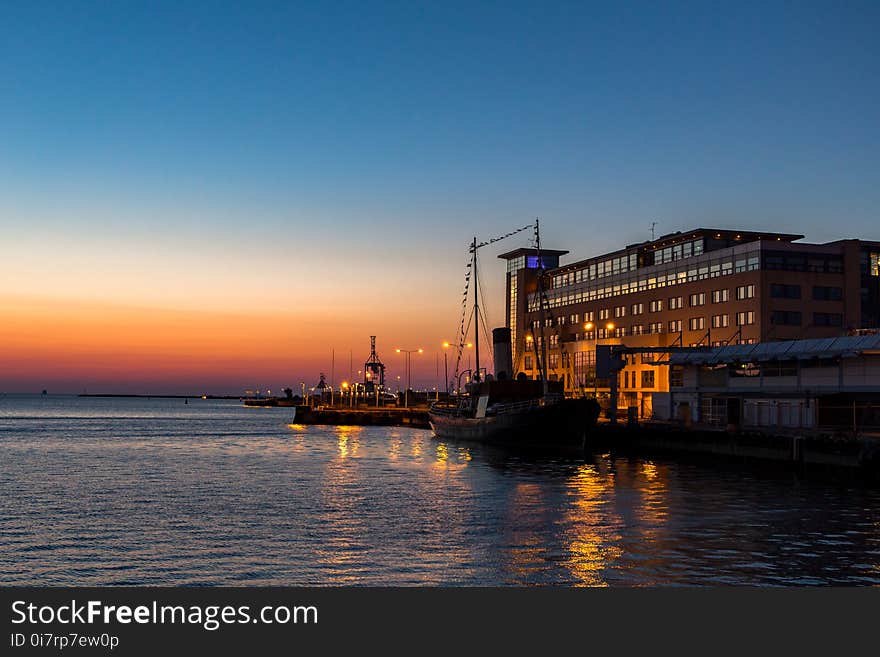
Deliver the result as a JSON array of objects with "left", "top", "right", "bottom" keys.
[{"left": 1, "top": 394, "right": 879, "bottom": 586}]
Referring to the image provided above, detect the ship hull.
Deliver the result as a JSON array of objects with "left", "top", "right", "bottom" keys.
[{"left": 428, "top": 398, "right": 599, "bottom": 447}]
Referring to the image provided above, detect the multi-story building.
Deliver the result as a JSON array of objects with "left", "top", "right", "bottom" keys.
[{"left": 500, "top": 228, "right": 880, "bottom": 417}]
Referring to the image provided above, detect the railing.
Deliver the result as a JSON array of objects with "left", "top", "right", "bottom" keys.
[{"left": 429, "top": 394, "right": 564, "bottom": 418}]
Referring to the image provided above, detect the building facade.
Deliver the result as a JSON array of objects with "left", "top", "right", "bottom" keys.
[
  {"left": 500, "top": 228, "right": 880, "bottom": 417},
  {"left": 654, "top": 334, "right": 880, "bottom": 433}
]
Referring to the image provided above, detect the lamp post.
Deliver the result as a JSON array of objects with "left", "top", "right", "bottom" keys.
[
  {"left": 442, "top": 342, "right": 451, "bottom": 398},
  {"left": 600, "top": 321, "right": 618, "bottom": 423},
  {"left": 395, "top": 348, "right": 423, "bottom": 407},
  {"left": 583, "top": 322, "right": 595, "bottom": 395}
]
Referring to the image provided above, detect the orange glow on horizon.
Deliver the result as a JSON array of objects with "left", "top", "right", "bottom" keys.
[{"left": 0, "top": 294, "right": 467, "bottom": 393}]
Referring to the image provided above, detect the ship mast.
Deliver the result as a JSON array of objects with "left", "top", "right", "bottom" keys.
[
  {"left": 462, "top": 223, "right": 533, "bottom": 390},
  {"left": 472, "top": 236, "right": 481, "bottom": 383}
]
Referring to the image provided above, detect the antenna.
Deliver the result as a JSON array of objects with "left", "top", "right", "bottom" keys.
[{"left": 651, "top": 221, "right": 657, "bottom": 241}]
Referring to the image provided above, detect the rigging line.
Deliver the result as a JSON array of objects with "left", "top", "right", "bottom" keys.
[
  {"left": 475, "top": 273, "right": 494, "bottom": 370},
  {"left": 473, "top": 223, "right": 533, "bottom": 250},
  {"left": 453, "top": 306, "right": 476, "bottom": 382}
]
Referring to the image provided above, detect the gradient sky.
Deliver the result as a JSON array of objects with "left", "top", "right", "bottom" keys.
[{"left": 1, "top": 1, "right": 878, "bottom": 393}]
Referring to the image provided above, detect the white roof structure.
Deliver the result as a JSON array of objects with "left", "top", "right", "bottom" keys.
[{"left": 666, "top": 334, "right": 880, "bottom": 366}]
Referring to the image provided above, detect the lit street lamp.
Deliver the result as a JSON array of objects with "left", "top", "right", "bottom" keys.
[
  {"left": 442, "top": 342, "right": 451, "bottom": 397},
  {"left": 395, "top": 348, "right": 423, "bottom": 407}
]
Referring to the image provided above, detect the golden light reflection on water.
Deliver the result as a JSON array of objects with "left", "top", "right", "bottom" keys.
[
  {"left": 333, "top": 426, "right": 362, "bottom": 459},
  {"left": 561, "top": 463, "right": 623, "bottom": 586},
  {"left": 633, "top": 460, "right": 670, "bottom": 542},
  {"left": 317, "top": 428, "right": 368, "bottom": 584},
  {"left": 505, "top": 483, "right": 554, "bottom": 579},
  {"left": 430, "top": 442, "right": 469, "bottom": 473},
  {"left": 388, "top": 437, "right": 402, "bottom": 460}
]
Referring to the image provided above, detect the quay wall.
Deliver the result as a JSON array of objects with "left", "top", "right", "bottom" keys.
[{"left": 590, "top": 422, "right": 880, "bottom": 472}]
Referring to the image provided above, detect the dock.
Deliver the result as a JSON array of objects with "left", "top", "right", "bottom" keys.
[
  {"left": 588, "top": 421, "right": 880, "bottom": 473},
  {"left": 294, "top": 405, "right": 431, "bottom": 429}
]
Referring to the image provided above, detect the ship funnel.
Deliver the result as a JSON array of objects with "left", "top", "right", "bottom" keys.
[{"left": 492, "top": 327, "right": 513, "bottom": 381}]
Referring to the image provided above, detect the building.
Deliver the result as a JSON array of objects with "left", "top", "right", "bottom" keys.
[
  {"left": 500, "top": 228, "right": 880, "bottom": 417},
  {"left": 654, "top": 334, "right": 880, "bottom": 434}
]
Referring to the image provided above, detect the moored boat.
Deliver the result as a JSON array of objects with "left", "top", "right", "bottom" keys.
[{"left": 429, "top": 221, "right": 600, "bottom": 447}]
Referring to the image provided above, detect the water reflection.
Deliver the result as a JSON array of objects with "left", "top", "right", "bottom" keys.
[
  {"left": 561, "top": 463, "right": 622, "bottom": 586},
  {"left": 2, "top": 395, "right": 880, "bottom": 585}
]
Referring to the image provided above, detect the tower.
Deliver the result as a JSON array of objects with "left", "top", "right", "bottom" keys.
[{"left": 363, "top": 336, "right": 386, "bottom": 393}]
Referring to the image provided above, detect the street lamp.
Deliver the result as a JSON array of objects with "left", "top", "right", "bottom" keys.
[
  {"left": 395, "top": 348, "right": 423, "bottom": 407},
  {"left": 442, "top": 342, "right": 451, "bottom": 398}
]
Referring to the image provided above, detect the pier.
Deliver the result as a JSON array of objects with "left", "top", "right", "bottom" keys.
[{"left": 293, "top": 405, "right": 431, "bottom": 429}]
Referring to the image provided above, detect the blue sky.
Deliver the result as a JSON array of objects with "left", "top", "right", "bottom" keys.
[
  {"left": 3, "top": 2, "right": 878, "bottom": 243},
  {"left": 1, "top": 1, "right": 878, "bottom": 390}
]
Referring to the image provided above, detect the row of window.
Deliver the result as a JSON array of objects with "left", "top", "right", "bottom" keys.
[
  {"left": 562, "top": 310, "right": 844, "bottom": 338},
  {"left": 622, "top": 370, "right": 656, "bottom": 389},
  {"left": 769, "top": 311, "right": 844, "bottom": 327},
  {"left": 535, "top": 285, "right": 756, "bottom": 327},
  {"left": 541, "top": 248, "right": 848, "bottom": 310},
  {"left": 551, "top": 252, "right": 640, "bottom": 287},
  {"left": 770, "top": 284, "right": 843, "bottom": 301},
  {"left": 651, "top": 239, "right": 705, "bottom": 266},
  {"left": 575, "top": 313, "right": 753, "bottom": 339},
  {"left": 536, "top": 252, "right": 761, "bottom": 310}
]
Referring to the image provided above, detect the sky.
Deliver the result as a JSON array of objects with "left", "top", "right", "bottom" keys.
[{"left": 1, "top": 1, "right": 878, "bottom": 393}]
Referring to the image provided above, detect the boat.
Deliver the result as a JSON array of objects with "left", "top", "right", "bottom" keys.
[
  {"left": 428, "top": 221, "right": 600, "bottom": 447},
  {"left": 242, "top": 387, "right": 297, "bottom": 407}
]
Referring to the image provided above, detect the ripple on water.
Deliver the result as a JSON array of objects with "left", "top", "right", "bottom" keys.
[{"left": 1, "top": 395, "right": 880, "bottom": 585}]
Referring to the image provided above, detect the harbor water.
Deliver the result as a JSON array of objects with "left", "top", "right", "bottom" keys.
[{"left": 1, "top": 394, "right": 879, "bottom": 586}]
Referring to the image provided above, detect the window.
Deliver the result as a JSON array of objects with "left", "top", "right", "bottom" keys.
[
  {"left": 812, "top": 286, "right": 842, "bottom": 301},
  {"left": 668, "top": 319, "right": 682, "bottom": 333},
  {"left": 614, "top": 305, "right": 626, "bottom": 318},
  {"left": 689, "top": 293, "right": 706, "bottom": 307},
  {"left": 569, "top": 313, "right": 580, "bottom": 324},
  {"left": 736, "top": 311, "right": 755, "bottom": 326},
  {"left": 770, "top": 284, "right": 801, "bottom": 299},
  {"left": 669, "top": 296, "right": 683, "bottom": 310},
  {"left": 558, "top": 316, "right": 566, "bottom": 326},
  {"left": 649, "top": 299, "right": 663, "bottom": 313},
  {"left": 711, "top": 314, "right": 729, "bottom": 329},
  {"left": 648, "top": 322, "right": 664, "bottom": 334},
  {"left": 524, "top": 356, "right": 533, "bottom": 370},
  {"left": 762, "top": 360, "right": 798, "bottom": 377},
  {"left": 599, "top": 308, "right": 610, "bottom": 320},
  {"left": 871, "top": 253, "right": 880, "bottom": 277},
  {"left": 689, "top": 317, "right": 705, "bottom": 331},
  {"left": 549, "top": 334, "right": 559, "bottom": 347},
  {"left": 735, "top": 284, "right": 756, "bottom": 300},
  {"left": 770, "top": 310, "right": 802, "bottom": 326},
  {"left": 548, "top": 354, "right": 559, "bottom": 369},
  {"left": 711, "top": 289, "right": 729, "bottom": 304},
  {"left": 614, "top": 326, "right": 627, "bottom": 337},
  {"left": 584, "top": 311, "right": 594, "bottom": 322},
  {"left": 670, "top": 366, "right": 684, "bottom": 387},
  {"left": 631, "top": 324, "right": 645, "bottom": 335},
  {"left": 631, "top": 303, "right": 644, "bottom": 315},
  {"left": 813, "top": 312, "right": 843, "bottom": 327},
  {"left": 641, "top": 370, "right": 655, "bottom": 388}
]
